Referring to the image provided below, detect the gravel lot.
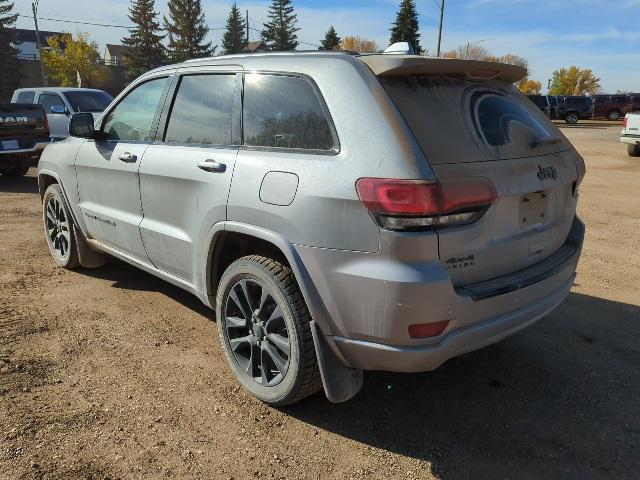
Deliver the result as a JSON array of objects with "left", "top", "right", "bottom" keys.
[{"left": 1, "top": 121, "right": 639, "bottom": 480}]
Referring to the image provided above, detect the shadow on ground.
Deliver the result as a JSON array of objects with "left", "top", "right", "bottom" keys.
[
  {"left": 0, "top": 173, "right": 38, "bottom": 194},
  {"left": 83, "top": 255, "right": 640, "bottom": 479},
  {"left": 86, "top": 258, "right": 213, "bottom": 318},
  {"left": 285, "top": 293, "right": 640, "bottom": 479}
]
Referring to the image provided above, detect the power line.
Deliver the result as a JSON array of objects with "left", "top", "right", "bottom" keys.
[
  {"left": 17, "top": 13, "right": 132, "bottom": 29},
  {"left": 18, "top": 12, "right": 321, "bottom": 48}
]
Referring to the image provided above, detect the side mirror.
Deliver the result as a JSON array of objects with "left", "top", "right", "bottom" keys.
[
  {"left": 69, "top": 113, "right": 96, "bottom": 139},
  {"left": 50, "top": 105, "right": 68, "bottom": 115}
]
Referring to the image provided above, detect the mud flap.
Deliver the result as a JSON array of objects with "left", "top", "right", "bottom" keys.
[
  {"left": 310, "top": 321, "right": 363, "bottom": 403},
  {"left": 74, "top": 225, "right": 108, "bottom": 268}
]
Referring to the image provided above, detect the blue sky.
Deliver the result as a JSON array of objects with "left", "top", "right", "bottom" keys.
[{"left": 14, "top": 0, "right": 640, "bottom": 92}]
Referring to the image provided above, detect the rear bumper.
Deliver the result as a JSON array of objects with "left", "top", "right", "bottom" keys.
[
  {"left": 298, "top": 217, "right": 584, "bottom": 373},
  {"left": 0, "top": 139, "right": 51, "bottom": 155},
  {"left": 332, "top": 274, "right": 574, "bottom": 372},
  {"left": 620, "top": 134, "right": 640, "bottom": 145}
]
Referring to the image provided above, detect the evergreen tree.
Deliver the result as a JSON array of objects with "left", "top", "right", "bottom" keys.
[
  {"left": 319, "top": 26, "right": 340, "bottom": 51},
  {"left": 163, "top": 0, "right": 214, "bottom": 62},
  {"left": 261, "top": 0, "right": 299, "bottom": 51},
  {"left": 0, "top": 0, "right": 21, "bottom": 101},
  {"left": 122, "top": 0, "right": 166, "bottom": 80},
  {"left": 389, "top": 0, "right": 421, "bottom": 54},
  {"left": 222, "top": 3, "right": 247, "bottom": 54}
]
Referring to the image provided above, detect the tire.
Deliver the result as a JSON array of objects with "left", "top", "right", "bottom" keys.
[
  {"left": 216, "top": 255, "right": 321, "bottom": 406},
  {"left": 42, "top": 184, "right": 80, "bottom": 269},
  {"left": 0, "top": 157, "right": 30, "bottom": 177},
  {"left": 565, "top": 112, "right": 579, "bottom": 124},
  {"left": 628, "top": 144, "right": 640, "bottom": 157},
  {"left": 608, "top": 110, "right": 621, "bottom": 121}
]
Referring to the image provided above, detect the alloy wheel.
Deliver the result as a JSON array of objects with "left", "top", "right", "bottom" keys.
[
  {"left": 45, "top": 196, "right": 71, "bottom": 259},
  {"left": 223, "top": 278, "right": 291, "bottom": 387}
]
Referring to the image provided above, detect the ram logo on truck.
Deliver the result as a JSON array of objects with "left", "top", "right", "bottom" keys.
[{"left": 0, "top": 115, "right": 30, "bottom": 125}]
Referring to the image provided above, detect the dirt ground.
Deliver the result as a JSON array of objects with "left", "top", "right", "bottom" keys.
[{"left": 1, "top": 121, "right": 639, "bottom": 480}]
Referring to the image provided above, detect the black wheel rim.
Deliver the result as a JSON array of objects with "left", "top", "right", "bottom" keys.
[
  {"left": 223, "top": 278, "right": 291, "bottom": 387},
  {"left": 45, "top": 195, "right": 70, "bottom": 259}
]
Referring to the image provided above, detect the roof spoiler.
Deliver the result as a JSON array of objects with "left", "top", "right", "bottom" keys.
[{"left": 359, "top": 55, "right": 527, "bottom": 83}]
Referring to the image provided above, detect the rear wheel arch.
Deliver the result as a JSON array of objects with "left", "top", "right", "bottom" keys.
[
  {"left": 204, "top": 224, "right": 335, "bottom": 337},
  {"left": 38, "top": 173, "right": 59, "bottom": 199}
]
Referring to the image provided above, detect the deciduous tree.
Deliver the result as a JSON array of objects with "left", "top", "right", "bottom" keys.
[
  {"left": 163, "top": 0, "right": 214, "bottom": 62},
  {"left": 549, "top": 66, "right": 601, "bottom": 96},
  {"left": 389, "top": 0, "right": 421, "bottom": 53},
  {"left": 340, "top": 36, "right": 379, "bottom": 53},
  {"left": 319, "top": 26, "right": 340, "bottom": 51},
  {"left": 41, "top": 32, "right": 108, "bottom": 88},
  {"left": 261, "top": 0, "right": 299, "bottom": 51},
  {"left": 0, "top": 0, "right": 21, "bottom": 100},
  {"left": 122, "top": 0, "right": 166, "bottom": 80},
  {"left": 222, "top": 3, "right": 247, "bottom": 54},
  {"left": 518, "top": 79, "right": 542, "bottom": 95}
]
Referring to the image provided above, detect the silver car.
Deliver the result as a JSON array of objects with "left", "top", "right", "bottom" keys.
[{"left": 37, "top": 51, "right": 585, "bottom": 405}]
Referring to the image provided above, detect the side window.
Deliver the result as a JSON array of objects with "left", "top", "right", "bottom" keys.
[
  {"left": 102, "top": 77, "right": 167, "bottom": 141},
  {"left": 38, "top": 93, "right": 65, "bottom": 112},
  {"left": 243, "top": 74, "right": 334, "bottom": 151},
  {"left": 16, "top": 91, "right": 35, "bottom": 103},
  {"left": 165, "top": 74, "right": 236, "bottom": 145}
]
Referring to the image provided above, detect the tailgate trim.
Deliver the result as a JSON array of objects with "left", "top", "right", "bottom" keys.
[{"left": 457, "top": 217, "right": 584, "bottom": 301}]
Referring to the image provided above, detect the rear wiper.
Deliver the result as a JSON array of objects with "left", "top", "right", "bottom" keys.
[{"left": 530, "top": 137, "right": 562, "bottom": 149}]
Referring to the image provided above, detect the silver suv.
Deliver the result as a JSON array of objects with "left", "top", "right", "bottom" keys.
[{"left": 38, "top": 52, "right": 585, "bottom": 405}]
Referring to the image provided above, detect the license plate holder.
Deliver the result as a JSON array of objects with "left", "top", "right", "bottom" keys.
[
  {"left": 520, "top": 191, "right": 548, "bottom": 228},
  {"left": 1, "top": 140, "right": 20, "bottom": 151}
]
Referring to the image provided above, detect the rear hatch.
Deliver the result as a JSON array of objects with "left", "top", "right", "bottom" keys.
[
  {"left": 0, "top": 103, "right": 49, "bottom": 152},
  {"left": 369, "top": 59, "right": 582, "bottom": 286}
]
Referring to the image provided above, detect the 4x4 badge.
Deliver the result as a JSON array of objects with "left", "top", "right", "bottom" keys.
[{"left": 537, "top": 165, "right": 557, "bottom": 181}]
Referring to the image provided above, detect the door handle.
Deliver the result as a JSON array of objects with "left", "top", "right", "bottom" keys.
[
  {"left": 118, "top": 152, "right": 137, "bottom": 163},
  {"left": 197, "top": 159, "right": 226, "bottom": 173}
]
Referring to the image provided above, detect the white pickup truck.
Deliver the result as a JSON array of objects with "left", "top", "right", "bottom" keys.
[{"left": 621, "top": 113, "right": 640, "bottom": 157}]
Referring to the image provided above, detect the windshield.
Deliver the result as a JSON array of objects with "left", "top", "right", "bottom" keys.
[
  {"left": 63, "top": 91, "right": 113, "bottom": 113},
  {"left": 379, "top": 76, "right": 566, "bottom": 163}
]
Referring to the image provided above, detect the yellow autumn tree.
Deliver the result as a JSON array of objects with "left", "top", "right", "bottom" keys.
[
  {"left": 549, "top": 66, "right": 601, "bottom": 96},
  {"left": 518, "top": 79, "right": 542, "bottom": 95},
  {"left": 340, "top": 36, "right": 379, "bottom": 53},
  {"left": 41, "top": 32, "right": 108, "bottom": 88}
]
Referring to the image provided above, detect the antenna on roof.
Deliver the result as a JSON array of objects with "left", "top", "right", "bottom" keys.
[{"left": 383, "top": 42, "right": 415, "bottom": 55}]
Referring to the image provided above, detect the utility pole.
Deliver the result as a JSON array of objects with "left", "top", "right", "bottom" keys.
[
  {"left": 436, "top": 0, "right": 445, "bottom": 57},
  {"left": 31, "top": 0, "right": 48, "bottom": 86},
  {"left": 246, "top": 10, "right": 249, "bottom": 46}
]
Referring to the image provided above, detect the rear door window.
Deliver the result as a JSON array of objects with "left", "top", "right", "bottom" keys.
[
  {"left": 15, "top": 91, "right": 35, "bottom": 103},
  {"left": 380, "top": 76, "right": 565, "bottom": 163},
  {"left": 164, "top": 74, "right": 236, "bottom": 145},
  {"left": 242, "top": 74, "right": 334, "bottom": 151}
]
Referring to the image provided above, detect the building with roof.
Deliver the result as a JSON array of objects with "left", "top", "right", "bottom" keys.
[
  {"left": 13, "top": 28, "right": 62, "bottom": 60},
  {"left": 104, "top": 44, "right": 129, "bottom": 66}
]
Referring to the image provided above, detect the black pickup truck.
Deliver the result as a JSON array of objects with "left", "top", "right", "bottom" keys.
[{"left": 0, "top": 103, "right": 51, "bottom": 177}]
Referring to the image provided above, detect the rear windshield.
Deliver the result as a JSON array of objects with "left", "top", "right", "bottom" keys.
[
  {"left": 63, "top": 91, "right": 113, "bottom": 112},
  {"left": 379, "top": 76, "right": 568, "bottom": 163}
]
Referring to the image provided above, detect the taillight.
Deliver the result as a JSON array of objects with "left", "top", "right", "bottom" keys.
[
  {"left": 356, "top": 177, "right": 497, "bottom": 231},
  {"left": 574, "top": 157, "right": 586, "bottom": 196},
  {"left": 42, "top": 112, "right": 49, "bottom": 130},
  {"left": 623, "top": 116, "right": 628, "bottom": 128}
]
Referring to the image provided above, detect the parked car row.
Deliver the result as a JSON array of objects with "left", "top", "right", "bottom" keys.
[
  {"left": 527, "top": 95, "right": 594, "bottom": 124},
  {"left": 527, "top": 93, "right": 640, "bottom": 124}
]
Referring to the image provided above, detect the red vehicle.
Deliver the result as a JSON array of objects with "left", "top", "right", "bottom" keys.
[{"left": 593, "top": 94, "right": 640, "bottom": 121}]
